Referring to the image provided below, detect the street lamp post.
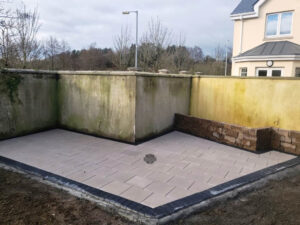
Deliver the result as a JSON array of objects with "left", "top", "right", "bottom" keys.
[{"left": 122, "top": 10, "right": 138, "bottom": 69}]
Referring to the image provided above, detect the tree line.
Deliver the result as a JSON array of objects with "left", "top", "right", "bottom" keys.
[{"left": 0, "top": 2, "right": 232, "bottom": 75}]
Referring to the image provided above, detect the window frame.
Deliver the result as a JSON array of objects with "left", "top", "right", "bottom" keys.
[
  {"left": 240, "top": 67, "right": 248, "bottom": 77},
  {"left": 296, "top": 68, "right": 300, "bottom": 77},
  {"left": 265, "top": 11, "right": 294, "bottom": 38},
  {"left": 256, "top": 68, "right": 284, "bottom": 77}
]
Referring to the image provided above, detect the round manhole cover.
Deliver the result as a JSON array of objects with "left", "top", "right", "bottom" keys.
[{"left": 144, "top": 154, "right": 157, "bottom": 164}]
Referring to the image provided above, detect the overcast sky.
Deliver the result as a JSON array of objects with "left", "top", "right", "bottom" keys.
[{"left": 10, "top": 0, "right": 241, "bottom": 55}]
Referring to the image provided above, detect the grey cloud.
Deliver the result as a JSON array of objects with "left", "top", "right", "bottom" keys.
[{"left": 20, "top": 0, "right": 241, "bottom": 54}]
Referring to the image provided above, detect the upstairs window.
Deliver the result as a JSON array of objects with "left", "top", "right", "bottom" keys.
[{"left": 266, "top": 12, "right": 293, "bottom": 37}]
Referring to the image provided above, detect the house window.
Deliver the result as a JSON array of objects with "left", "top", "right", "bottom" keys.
[
  {"left": 266, "top": 12, "right": 293, "bottom": 37},
  {"left": 256, "top": 68, "right": 283, "bottom": 77},
  {"left": 240, "top": 67, "right": 247, "bottom": 77},
  {"left": 272, "top": 70, "right": 282, "bottom": 77},
  {"left": 258, "top": 69, "right": 268, "bottom": 77},
  {"left": 296, "top": 68, "right": 300, "bottom": 77}
]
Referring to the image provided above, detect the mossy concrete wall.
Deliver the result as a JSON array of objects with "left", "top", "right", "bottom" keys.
[
  {"left": 0, "top": 70, "right": 58, "bottom": 140},
  {"left": 190, "top": 77, "right": 300, "bottom": 131},
  {"left": 135, "top": 76, "right": 191, "bottom": 141},
  {"left": 0, "top": 70, "right": 191, "bottom": 143},
  {"left": 58, "top": 73, "right": 136, "bottom": 142},
  {"left": 2, "top": 69, "right": 299, "bottom": 145},
  {"left": 58, "top": 72, "right": 191, "bottom": 143}
]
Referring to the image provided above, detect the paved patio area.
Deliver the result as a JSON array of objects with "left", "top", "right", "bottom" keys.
[{"left": 0, "top": 129, "right": 296, "bottom": 208}]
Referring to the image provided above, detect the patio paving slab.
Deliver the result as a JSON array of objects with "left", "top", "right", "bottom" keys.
[{"left": 0, "top": 129, "right": 296, "bottom": 208}]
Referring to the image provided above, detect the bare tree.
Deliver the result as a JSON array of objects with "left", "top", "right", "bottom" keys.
[
  {"left": 0, "top": 18, "right": 17, "bottom": 67},
  {"left": 214, "top": 44, "right": 225, "bottom": 62},
  {"left": 58, "top": 39, "right": 70, "bottom": 70},
  {"left": 43, "top": 36, "right": 61, "bottom": 70},
  {"left": 0, "top": 0, "right": 17, "bottom": 67},
  {"left": 189, "top": 46, "right": 204, "bottom": 62},
  {"left": 113, "top": 26, "right": 132, "bottom": 70},
  {"left": 139, "top": 18, "right": 172, "bottom": 71},
  {"left": 172, "top": 34, "right": 191, "bottom": 72},
  {"left": 15, "top": 4, "right": 41, "bottom": 68},
  {"left": 0, "top": 0, "right": 11, "bottom": 19}
]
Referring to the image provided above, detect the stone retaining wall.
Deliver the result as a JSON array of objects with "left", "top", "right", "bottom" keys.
[
  {"left": 174, "top": 114, "right": 272, "bottom": 151},
  {"left": 175, "top": 114, "right": 300, "bottom": 155},
  {"left": 271, "top": 129, "right": 300, "bottom": 155}
]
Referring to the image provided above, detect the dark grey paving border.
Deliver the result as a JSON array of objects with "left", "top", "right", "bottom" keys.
[{"left": 0, "top": 155, "right": 299, "bottom": 221}]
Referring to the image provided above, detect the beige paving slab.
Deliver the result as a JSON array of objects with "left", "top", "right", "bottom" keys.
[
  {"left": 120, "top": 186, "right": 152, "bottom": 203},
  {"left": 126, "top": 176, "right": 153, "bottom": 188},
  {"left": 145, "top": 181, "right": 175, "bottom": 195},
  {"left": 83, "top": 175, "right": 114, "bottom": 188},
  {"left": 101, "top": 181, "right": 131, "bottom": 195},
  {"left": 188, "top": 181, "right": 214, "bottom": 193},
  {"left": 166, "top": 186, "right": 194, "bottom": 199},
  {"left": 142, "top": 193, "right": 173, "bottom": 208},
  {"left": 0, "top": 129, "right": 296, "bottom": 208},
  {"left": 167, "top": 176, "right": 195, "bottom": 190},
  {"left": 146, "top": 171, "right": 174, "bottom": 183}
]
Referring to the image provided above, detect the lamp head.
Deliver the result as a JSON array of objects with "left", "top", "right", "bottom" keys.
[{"left": 122, "top": 11, "right": 130, "bottom": 15}]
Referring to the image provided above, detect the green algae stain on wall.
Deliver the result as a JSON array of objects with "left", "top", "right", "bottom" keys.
[
  {"left": 0, "top": 72, "right": 23, "bottom": 104},
  {"left": 0, "top": 72, "right": 58, "bottom": 140},
  {"left": 190, "top": 77, "right": 300, "bottom": 131},
  {"left": 135, "top": 76, "right": 191, "bottom": 141},
  {"left": 58, "top": 74, "right": 136, "bottom": 143}
]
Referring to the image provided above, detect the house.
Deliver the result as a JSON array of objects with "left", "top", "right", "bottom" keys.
[{"left": 231, "top": 0, "right": 300, "bottom": 77}]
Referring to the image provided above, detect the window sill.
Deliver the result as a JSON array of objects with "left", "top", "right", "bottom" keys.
[{"left": 264, "top": 36, "right": 293, "bottom": 41}]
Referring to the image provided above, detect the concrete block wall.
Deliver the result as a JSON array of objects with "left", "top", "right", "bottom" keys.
[
  {"left": 190, "top": 76, "right": 300, "bottom": 132},
  {"left": 135, "top": 76, "right": 191, "bottom": 142},
  {"left": 0, "top": 69, "right": 191, "bottom": 143},
  {"left": 58, "top": 72, "right": 191, "bottom": 143},
  {"left": 58, "top": 73, "right": 136, "bottom": 143},
  {"left": 0, "top": 70, "right": 58, "bottom": 140}
]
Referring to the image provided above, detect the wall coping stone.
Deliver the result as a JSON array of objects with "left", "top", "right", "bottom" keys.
[
  {"left": 2, "top": 68, "right": 193, "bottom": 78},
  {"left": 3, "top": 68, "right": 300, "bottom": 80}
]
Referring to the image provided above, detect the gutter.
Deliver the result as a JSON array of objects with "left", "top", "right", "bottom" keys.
[{"left": 232, "top": 55, "right": 300, "bottom": 63}]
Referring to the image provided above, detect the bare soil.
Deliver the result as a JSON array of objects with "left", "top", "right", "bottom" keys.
[
  {"left": 0, "top": 168, "right": 132, "bottom": 225},
  {"left": 0, "top": 167, "right": 299, "bottom": 225}
]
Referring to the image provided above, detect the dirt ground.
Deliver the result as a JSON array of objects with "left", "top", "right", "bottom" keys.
[{"left": 0, "top": 167, "right": 299, "bottom": 225}]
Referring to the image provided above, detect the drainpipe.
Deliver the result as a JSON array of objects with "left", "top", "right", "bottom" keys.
[{"left": 239, "top": 15, "right": 244, "bottom": 54}]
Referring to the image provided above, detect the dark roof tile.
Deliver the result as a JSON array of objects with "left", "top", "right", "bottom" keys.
[
  {"left": 236, "top": 41, "right": 300, "bottom": 57},
  {"left": 231, "top": 0, "right": 259, "bottom": 15}
]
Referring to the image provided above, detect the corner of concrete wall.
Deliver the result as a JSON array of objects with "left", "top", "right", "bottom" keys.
[
  {"left": 0, "top": 70, "right": 58, "bottom": 140},
  {"left": 135, "top": 76, "right": 191, "bottom": 142}
]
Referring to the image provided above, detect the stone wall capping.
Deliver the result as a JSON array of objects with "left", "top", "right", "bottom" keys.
[
  {"left": 4, "top": 68, "right": 299, "bottom": 80},
  {"left": 2, "top": 68, "right": 194, "bottom": 78}
]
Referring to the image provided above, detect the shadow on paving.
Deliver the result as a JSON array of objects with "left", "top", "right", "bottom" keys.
[{"left": 0, "top": 167, "right": 299, "bottom": 225}]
